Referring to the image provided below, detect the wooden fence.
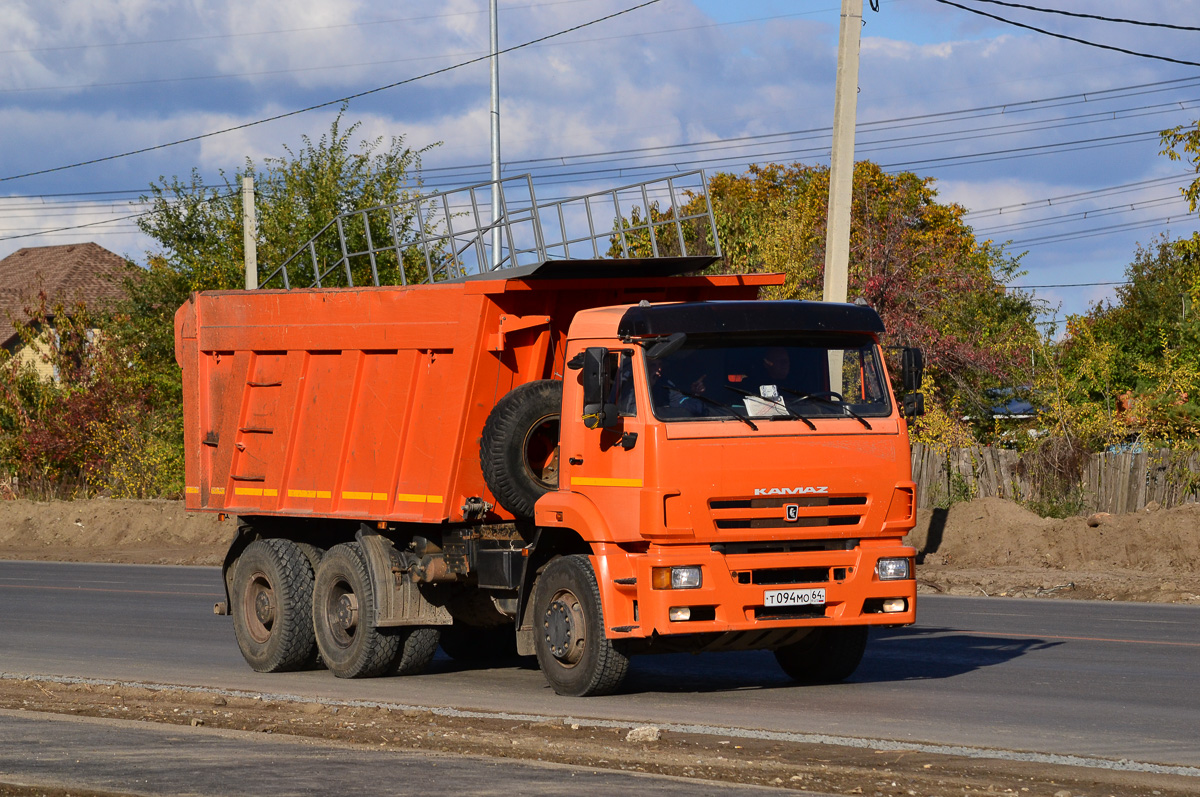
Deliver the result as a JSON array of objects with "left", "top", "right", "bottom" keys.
[{"left": 910, "top": 444, "right": 1200, "bottom": 514}]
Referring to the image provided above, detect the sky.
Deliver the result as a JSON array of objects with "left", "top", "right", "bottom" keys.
[{"left": 2, "top": 0, "right": 1199, "bottom": 327}]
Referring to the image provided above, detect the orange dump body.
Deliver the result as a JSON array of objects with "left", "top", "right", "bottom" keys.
[{"left": 175, "top": 273, "right": 774, "bottom": 523}]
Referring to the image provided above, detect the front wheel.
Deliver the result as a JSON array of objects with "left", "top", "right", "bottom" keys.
[
  {"left": 774, "top": 626, "right": 869, "bottom": 684},
  {"left": 533, "top": 555, "right": 629, "bottom": 696}
]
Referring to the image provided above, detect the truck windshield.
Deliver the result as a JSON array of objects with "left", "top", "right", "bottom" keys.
[{"left": 645, "top": 334, "right": 892, "bottom": 422}]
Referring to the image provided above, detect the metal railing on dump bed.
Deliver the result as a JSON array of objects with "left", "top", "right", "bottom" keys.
[{"left": 259, "top": 170, "right": 722, "bottom": 289}]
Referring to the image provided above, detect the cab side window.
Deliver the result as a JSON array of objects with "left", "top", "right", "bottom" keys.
[{"left": 607, "top": 351, "right": 636, "bottom": 417}]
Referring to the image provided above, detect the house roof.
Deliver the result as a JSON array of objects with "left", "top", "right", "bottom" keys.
[{"left": 0, "top": 243, "right": 130, "bottom": 347}]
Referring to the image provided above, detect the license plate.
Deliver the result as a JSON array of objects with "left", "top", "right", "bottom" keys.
[{"left": 763, "top": 587, "right": 825, "bottom": 608}]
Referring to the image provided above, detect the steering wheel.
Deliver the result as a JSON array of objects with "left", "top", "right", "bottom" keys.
[{"left": 794, "top": 390, "right": 845, "bottom": 403}]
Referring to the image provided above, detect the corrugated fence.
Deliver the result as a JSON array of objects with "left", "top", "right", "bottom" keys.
[{"left": 910, "top": 444, "right": 1200, "bottom": 513}]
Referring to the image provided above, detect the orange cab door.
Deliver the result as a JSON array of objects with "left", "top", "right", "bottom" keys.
[{"left": 560, "top": 348, "right": 645, "bottom": 541}]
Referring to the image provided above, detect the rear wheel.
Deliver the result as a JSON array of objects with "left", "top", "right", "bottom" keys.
[
  {"left": 533, "top": 555, "right": 629, "bottom": 696},
  {"left": 774, "top": 626, "right": 869, "bottom": 684},
  {"left": 389, "top": 627, "right": 440, "bottom": 676},
  {"left": 312, "top": 542, "right": 400, "bottom": 678},
  {"left": 230, "top": 538, "right": 318, "bottom": 672}
]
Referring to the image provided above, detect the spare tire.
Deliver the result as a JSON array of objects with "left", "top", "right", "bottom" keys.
[{"left": 481, "top": 379, "right": 562, "bottom": 518}]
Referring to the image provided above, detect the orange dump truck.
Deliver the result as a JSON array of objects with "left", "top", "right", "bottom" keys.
[{"left": 176, "top": 173, "right": 924, "bottom": 696}]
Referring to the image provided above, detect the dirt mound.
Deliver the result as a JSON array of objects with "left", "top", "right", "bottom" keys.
[
  {"left": 905, "top": 496, "right": 1200, "bottom": 602},
  {"left": 0, "top": 498, "right": 229, "bottom": 565},
  {"left": 1, "top": 496, "right": 1197, "bottom": 602}
]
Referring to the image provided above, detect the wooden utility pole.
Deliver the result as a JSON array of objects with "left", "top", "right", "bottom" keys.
[
  {"left": 242, "top": 176, "right": 258, "bottom": 290},
  {"left": 823, "top": 0, "right": 863, "bottom": 304}
]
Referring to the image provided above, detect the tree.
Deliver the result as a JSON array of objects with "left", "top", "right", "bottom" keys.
[
  {"left": 1057, "top": 235, "right": 1200, "bottom": 441},
  {"left": 634, "top": 161, "right": 1044, "bottom": 441},
  {"left": 0, "top": 112, "right": 439, "bottom": 498}
]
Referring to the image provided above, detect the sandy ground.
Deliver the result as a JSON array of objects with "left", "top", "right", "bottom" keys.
[
  {"left": 2, "top": 497, "right": 1199, "bottom": 794},
  {"left": 0, "top": 677, "right": 1196, "bottom": 797},
  {"left": 1, "top": 495, "right": 1197, "bottom": 603}
]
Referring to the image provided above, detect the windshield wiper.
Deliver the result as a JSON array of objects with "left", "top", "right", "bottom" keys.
[
  {"left": 723, "top": 384, "right": 815, "bottom": 430},
  {"left": 780, "top": 389, "right": 873, "bottom": 430},
  {"left": 674, "top": 389, "right": 759, "bottom": 431}
]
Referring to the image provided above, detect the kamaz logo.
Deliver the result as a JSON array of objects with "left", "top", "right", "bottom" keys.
[{"left": 754, "top": 486, "right": 828, "bottom": 496}]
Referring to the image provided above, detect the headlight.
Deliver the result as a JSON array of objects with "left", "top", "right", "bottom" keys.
[
  {"left": 876, "top": 558, "right": 910, "bottom": 581},
  {"left": 652, "top": 566, "right": 702, "bottom": 589}
]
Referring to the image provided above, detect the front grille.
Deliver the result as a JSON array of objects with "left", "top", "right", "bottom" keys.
[
  {"left": 738, "top": 567, "right": 829, "bottom": 585},
  {"left": 713, "top": 539, "right": 856, "bottom": 555},
  {"left": 711, "top": 496, "right": 866, "bottom": 509},
  {"left": 708, "top": 494, "right": 866, "bottom": 532},
  {"left": 754, "top": 605, "right": 827, "bottom": 621},
  {"left": 715, "top": 515, "right": 859, "bottom": 530}
]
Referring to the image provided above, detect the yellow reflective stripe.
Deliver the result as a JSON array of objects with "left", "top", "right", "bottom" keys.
[
  {"left": 396, "top": 494, "right": 445, "bottom": 504},
  {"left": 185, "top": 486, "right": 199, "bottom": 494},
  {"left": 211, "top": 487, "right": 225, "bottom": 495},
  {"left": 287, "top": 489, "right": 332, "bottom": 499},
  {"left": 570, "top": 477, "right": 644, "bottom": 488},
  {"left": 233, "top": 487, "right": 277, "bottom": 497}
]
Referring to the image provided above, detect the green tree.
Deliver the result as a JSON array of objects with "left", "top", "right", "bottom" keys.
[
  {"left": 0, "top": 112, "right": 438, "bottom": 498},
  {"left": 628, "top": 161, "right": 1045, "bottom": 441},
  {"left": 1057, "top": 235, "right": 1200, "bottom": 441}
]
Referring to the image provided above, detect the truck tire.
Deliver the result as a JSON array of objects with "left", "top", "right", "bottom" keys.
[
  {"left": 312, "top": 542, "right": 401, "bottom": 678},
  {"left": 389, "top": 627, "right": 440, "bottom": 676},
  {"left": 533, "top": 555, "right": 629, "bottom": 696},
  {"left": 774, "top": 626, "right": 869, "bottom": 684},
  {"left": 439, "top": 621, "right": 519, "bottom": 662},
  {"left": 230, "top": 538, "right": 319, "bottom": 673},
  {"left": 481, "top": 379, "right": 562, "bottom": 518}
]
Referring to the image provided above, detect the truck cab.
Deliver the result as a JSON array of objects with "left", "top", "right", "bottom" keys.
[{"left": 524, "top": 300, "right": 918, "bottom": 694}]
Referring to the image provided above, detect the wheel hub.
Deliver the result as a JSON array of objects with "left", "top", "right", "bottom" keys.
[
  {"left": 253, "top": 589, "right": 275, "bottom": 626},
  {"left": 333, "top": 592, "right": 359, "bottom": 632},
  {"left": 543, "top": 592, "right": 585, "bottom": 665},
  {"left": 546, "top": 600, "right": 573, "bottom": 658}
]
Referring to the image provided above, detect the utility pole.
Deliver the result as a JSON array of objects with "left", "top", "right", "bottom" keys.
[
  {"left": 823, "top": 0, "right": 863, "bottom": 304},
  {"left": 489, "top": 0, "right": 502, "bottom": 269},
  {"left": 242, "top": 176, "right": 257, "bottom": 290}
]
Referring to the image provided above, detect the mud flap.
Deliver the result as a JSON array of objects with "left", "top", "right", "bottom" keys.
[{"left": 355, "top": 526, "right": 453, "bottom": 628}]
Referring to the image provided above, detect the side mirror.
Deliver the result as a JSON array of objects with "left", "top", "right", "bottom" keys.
[
  {"left": 902, "top": 347, "right": 924, "bottom": 392},
  {"left": 903, "top": 393, "right": 925, "bottom": 417},
  {"left": 580, "top": 347, "right": 619, "bottom": 430}
]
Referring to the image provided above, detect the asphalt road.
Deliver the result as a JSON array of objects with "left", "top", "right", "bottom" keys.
[{"left": 2, "top": 560, "right": 1198, "bottom": 768}]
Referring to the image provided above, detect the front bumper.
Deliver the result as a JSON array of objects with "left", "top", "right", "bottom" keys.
[{"left": 601, "top": 540, "right": 916, "bottom": 639}]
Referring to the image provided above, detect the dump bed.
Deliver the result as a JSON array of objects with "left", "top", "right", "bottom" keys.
[{"left": 175, "top": 272, "right": 781, "bottom": 522}]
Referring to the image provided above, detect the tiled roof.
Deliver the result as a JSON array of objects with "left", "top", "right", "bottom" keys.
[{"left": 0, "top": 243, "right": 131, "bottom": 346}]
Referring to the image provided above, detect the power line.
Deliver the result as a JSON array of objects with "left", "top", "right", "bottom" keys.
[
  {"left": 1011, "top": 281, "right": 1129, "bottom": 288},
  {"left": 1008, "top": 213, "right": 1194, "bottom": 247},
  {"left": 953, "top": 0, "right": 1200, "bottom": 32},
  {"left": 0, "top": 0, "right": 662, "bottom": 185},
  {"left": 964, "top": 172, "right": 1195, "bottom": 217},
  {"left": 0, "top": 191, "right": 237, "bottom": 243},
  {"left": 3, "top": 72, "right": 1198, "bottom": 200},
  {"left": 4, "top": 9, "right": 815, "bottom": 97},
  {"left": 972, "top": 193, "right": 1188, "bottom": 236},
  {"left": 932, "top": 0, "right": 1200, "bottom": 68},
  {"left": 0, "top": 0, "right": 595, "bottom": 56}
]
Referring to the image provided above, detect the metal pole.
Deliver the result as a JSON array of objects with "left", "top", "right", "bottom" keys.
[
  {"left": 823, "top": 0, "right": 862, "bottom": 304},
  {"left": 489, "top": 0, "right": 502, "bottom": 269},
  {"left": 242, "top": 176, "right": 258, "bottom": 290}
]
